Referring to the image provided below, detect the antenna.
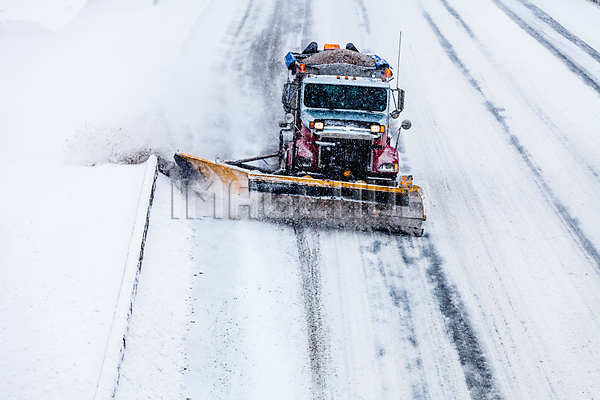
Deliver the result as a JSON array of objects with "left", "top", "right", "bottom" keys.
[
  {"left": 393, "top": 31, "right": 410, "bottom": 150},
  {"left": 390, "top": 31, "right": 404, "bottom": 119},
  {"left": 396, "top": 31, "right": 402, "bottom": 89}
]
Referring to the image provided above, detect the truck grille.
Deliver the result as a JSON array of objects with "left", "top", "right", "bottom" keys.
[{"left": 319, "top": 138, "right": 372, "bottom": 175}]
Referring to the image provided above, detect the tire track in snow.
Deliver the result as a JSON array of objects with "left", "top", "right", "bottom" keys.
[
  {"left": 438, "top": 0, "right": 600, "bottom": 95},
  {"left": 422, "top": 11, "right": 600, "bottom": 272},
  {"left": 231, "top": 0, "right": 255, "bottom": 40},
  {"left": 362, "top": 237, "right": 430, "bottom": 399},
  {"left": 353, "top": 0, "right": 371, "bottom": 35},
  {"left": 399, "top": 236, "right": 503, "bottom": 400},
  {"left": 489, "top": 0, "right": 600, "bottom": 96},
  {"left": 235, "top": 0, "right": 312, "bottom": 153},
  {"left": 437, "top": 0, "right": 475, "bottom": 39},
  {"left": 185, "top": 0, "right": 311, "bottom": 158},
  {"left": 248, "top": 0, "right": 313, "bottom": 91},
  {"left": 435, "top": 0, "right": 600, "bottom": 181},
  {"left": 294, "top": 226, "right": 331, "bottom": 400},
  {"left": 216, "top": 0, "right": 258, "bottom": 63},
  {"left": 514, "top": 0, "right": 600, "bottom": 64}
]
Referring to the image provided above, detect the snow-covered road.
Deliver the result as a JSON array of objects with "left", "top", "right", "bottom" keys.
[
  {"left": 1, "top": 0, "right": 600, "bottom": 398},
  {"left": 172, "top": 0, "right": 600, "bottom": 398}
]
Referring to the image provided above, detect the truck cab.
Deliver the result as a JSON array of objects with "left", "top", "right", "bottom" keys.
[{"left": 280, "top": 42, "right": 408, "bottom": 184}]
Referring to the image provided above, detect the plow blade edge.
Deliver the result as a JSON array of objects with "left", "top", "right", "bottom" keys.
[{"left": 174, "top": 153, "right": 426, "bottom": 235}]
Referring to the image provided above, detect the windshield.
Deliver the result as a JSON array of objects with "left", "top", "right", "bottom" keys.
[{"left": 303, "top": 83, "right": 387, "bottom": 112}]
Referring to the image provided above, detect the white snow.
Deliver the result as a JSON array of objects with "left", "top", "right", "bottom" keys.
[
  {"left": 0, "top": 0, "right": 87, "bottom": 31},
  {"left": 1, "top": 0, "right": 600, "bottom": 399},
  {"left": 0, "top": 161, "right": 147, "bottom": 399}
]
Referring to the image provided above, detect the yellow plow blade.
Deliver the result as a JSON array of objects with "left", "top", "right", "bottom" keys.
[{"left": 174, "top": 153, "right": 426, "bottom": 235}]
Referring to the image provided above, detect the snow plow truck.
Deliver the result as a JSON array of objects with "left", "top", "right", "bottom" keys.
[{"left": 174, "top": 41, "right": 426, "bottom": 235}]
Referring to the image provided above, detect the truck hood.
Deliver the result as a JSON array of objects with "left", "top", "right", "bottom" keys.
[{"left": 301, "top": 108, "right": 387, "bottom": 126}]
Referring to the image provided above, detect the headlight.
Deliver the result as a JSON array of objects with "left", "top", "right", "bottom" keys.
[
  {"left": 371, "top": 124, "right": 385, "bottom": 133},
  {"left": 309, "top": 121, "right": 324, "bottom": 130},
  {"left": 378, "top": 163, "right": 398, "bottom": 172}
]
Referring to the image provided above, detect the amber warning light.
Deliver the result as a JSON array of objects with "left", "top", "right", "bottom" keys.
[{"left": 324, "top": 44, "right": 340, "bottom": 50}]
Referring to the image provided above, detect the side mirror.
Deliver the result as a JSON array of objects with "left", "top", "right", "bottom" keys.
[
  {"left": 279, "top": 113, "right": 294, "bottom": 127},
  {"left": 282, "top": 83, "right": 292, "bottom": 113},
  {"left": 390, "top": 88, "right": 405, "bottom": 119},
  {"left": 394, "top": 119, "right": 412, "bottom": 151}
]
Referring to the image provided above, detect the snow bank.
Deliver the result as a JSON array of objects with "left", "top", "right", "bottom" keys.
[
  {"left": 112, "top": 173, "right": 195, "bottom": 400},
  {"left": 0, "top": 1, "right": 206, "bottom": 397},
  {"left": 0, "top": 161, "right": 148, "bottom": 399}
]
